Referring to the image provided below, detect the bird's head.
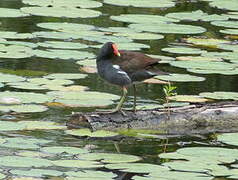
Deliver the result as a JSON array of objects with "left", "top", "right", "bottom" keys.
[{"left": 98, "top": 42, "right": 121, "bottom": 59}]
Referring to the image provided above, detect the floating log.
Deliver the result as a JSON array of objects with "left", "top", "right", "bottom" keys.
[{"left": 67, "top": 101, "right": 238, "bottom": 134}]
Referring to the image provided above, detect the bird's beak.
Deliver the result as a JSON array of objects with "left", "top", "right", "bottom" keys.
[{"left": 112, "top": 44, "right": 120, "bottom": 57}]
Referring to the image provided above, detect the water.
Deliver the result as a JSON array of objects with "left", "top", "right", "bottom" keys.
[{"left": 0, "top": 0, "right": 237, "bottom": 179}]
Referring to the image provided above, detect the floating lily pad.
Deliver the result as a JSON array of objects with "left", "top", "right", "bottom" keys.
[
  {"left": 199, "top": 91, "right": 238, "bottom": 100},
  {"left": 184, "top": 37, "right": 230, "bottom": 48},
  {"left": 0, "top": 73, "right": 25, "bottom": 83},
  {"left": 34, "top": 49, "right": 95, "bottom": 60},
  {"left": 38, "top": 41, "right": 88, "bottom": 49},
  {"left": 0, "top": 104, "right": 49, "bottom": 113},
  {"left": 0, "top": 137, "right": 51, "bottom": 149},
  {"left": 42, "top": 85, "right": 88, "bottom": 91},
  {"left": 209, "top": 0, "right": 238, "bottom": 11},
  {"left": 21, "top": 7, "right": 101, "bottom": 18},
  {"left": 17, "top": 151, "right": 52, "bottom": 158},
  {"left": 10, "top": 169, "right": 63, "bottom": 177},
  {"left": 165, "top": 10, "right": 228, "bottom": 22},
  {"left": 176, "top": 56, "right": 222, "bottom": 61},
  {"left": 65, "top": 170, "right": 116, "bottom": 179},
  {"left": 211, "top": 20, "right": 238, "bottom": 28},
  {"left": 155, "top": 73, "right": 205, "bottom": 82},
  {"left": 44, "top": 73, "right": 87, "bottom": 80},
  {"left": 129, "top": 23, "right": 206, "bottom": 34},
  {"left": 217, "top": 43, "right": 238, "bottom": 52},
  {"left": 22, "top": 0, "right": 102, "bottom": 8},
  {"left": 7, "top": 82, "right": 48, "bottom": 90},
  {"left": 98, "top": 27, "right": 141, "bottom": 33},
  {"left": 168, "top": 95, "right": 210, "bottom": 103},
  {"left": 0, "top": 40, "right": 38, "bottom": 48},
  {"left": 114, "top": 32, "right": 164, "bottom": 40},
  {"left": 0, "top": 91, "right": 53, "bottom": 104},
  {"left": 47, "top": 91, "right": 120, "bottom": 107},
  {"left": 162, "top": 47, "right": 206, "bottom": 54},
  {"left": 0, "top": 156, "right": 52, "bottom": 167},
  {"left": 76, "top": 59, "right": 96, "bottom": 67},
  {"left": 110, "top": 14, "right": 179, "bottom": 24},
  {"left": 220, "top": 29, "right": 238, "bottom": 35},
  {"left": 169, "top": 60, "right": 235, "bottom": 71},
  {"left": 18, "top": 121, "right": 66, "bottom": 130},
  {"left": 33, "top": 31, "right": 81, "bottom": 40},
  {"left": 52, "top": 159, "right": 103, "bottom": 168},
  {"left": 41, "top": 146, "right": 88, "bottom": 155},
  {"left": 105, "top": 163, "right": 169, "bottom": 173},
  {"left": 82, "top": 35, "right": 132, "bottom": 43},
  {"left": 217, "top": 133, "right": 238, "bottom": 146},
  {"left": 28, "top": 78, "right": 74, "bottom": 86},
  {"left": 0, "top": 31, "right": 34, "bottom": 39},
  {"left": 0, "top": 8, "right": 29, "bottom": 17},
  {"left": 37, "top": 22, "right": 95, "bottom": 32},
  {"left": 163, "top": 102, "right": 190, "bottom": 107},
  {"left": 0, "top": 45, "right": 33, "bottom": 58},
  {"left": 0, "top": 121, "right": 25, "bottom": 131},
  {"left": 93, "top": 42, "right": 149, "bottom": 50},
  {"left": 187, "top": 68, "right": 238, "bottom": 75},
  {"left": 79, "top": 153, "right": 141, "bottom": 163},
  {"left": 65, "top": 128, "right": 119, "bottom": 138},
  {"left": 104, "top": 0, "right": 175, "bottom": 8}
]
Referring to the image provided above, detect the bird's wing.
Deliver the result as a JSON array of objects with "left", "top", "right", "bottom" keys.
[{"left": 112, "top": 50, "right": 161, "bottom": 73}]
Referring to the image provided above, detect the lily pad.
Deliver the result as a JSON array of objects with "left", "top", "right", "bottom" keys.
[
  {"left": 47, "top": 91, "right": 120, "bottom": 107},
  {"left": 209, "top": 0, "right": 238, "bottom": 11},
  {"left": 168, "top": 95, "right": 210, "bottom": 103},
  {"left": 0, "top": 156, "right": 52, "bottom": 168},
  {"left": 76, "top": 59, "right": 96, "bottom": 67},
  {"left": 22, "top": 0, "right": 102, "bottom": 8},
  {"left": 169, "top": 60, "right": 236, "bottom": 71},
  {"left": 0, "top": 120, "right": 25, "bottom": 131},
  {"left": 110, "top": 14, "right": 179, "bottom": 24},
  {"left": 33, "top": 31, "right": 81, "bottom": 40},
  {"left": 79, "top": 153, "right": 141, "bottom": 163},
  {"left": 21, "top": 7, "right": 101, "bottom": 18},
  {"left": 0, "top": 8, "right": 29, "bottom": 17},
  {"left": 184, "top": 37, "right": 230, "bottom": 48},
  {"left": 0, "top": 40, "right": 38, "bottom": 48},
  {"left": 187, "top": 68, "right": 238, "bottom": 75},
  {"left": 98, "top": 27, "right": 142, "bottom": 33},
  {"left": 114, "top": 32, "right": 164, "bottom": 40},
  {"left": 28, "top": 78, "right": 74, "bottom": 86},
  {"left": 0, "top": 44, "right": 33, "bottom": 58},
  {"left": 44, "top": 73, "right": 87, "bottom": 80},
  {"left": 18, "top": 121, "right": 66, "bottom": 130},
  {"left": 82, "top": 35, "right": 132, "bottom": 43},
  {"left": 105, "top": 163, "right": 170, "bottom": 173},
  {"left": 34, "top": 49, "right": 95, "bottom": 60},
  {"left": 162, "top": 47, "right": 206, "bottom": 54},
  {"left": 41, "top": 146, "right": 88, "bottom": 155},
  {"left": 93, "top": 42, "right": 150, "bottom": 50},
  {"left": 199, "top": 91, "right": 238, "bottom": 100},
  {"left": 10, "top": 169, "right": 63, "bottom": 177},
  {"left": 165, "top": 10, "right": 228, "bottom": 22},
  {"left": 0, "top": 31, "right": 34, "bottom": 39},
  {"left": 0, "top": 104, "right": 49, "bottom": 113},
  {"left": 0, "top": 73, "right": 25, "bottom": 83},
  {"left": 104, "top": 0, "right": 175, "bottom": 8},
  {"left": 0, "top": 137, "right": 51, "bottom": 149},
  {"left": 176, "top": 56, "right": 222, "bottom": 61},
  {"left": 0, "top": 91, "right": 53, "bottom": 104},
  {"left": 65, "top": 170, "right": 116, "bottom": 179},
  {"left": 217, "top": 133, "right": 238, "bottom": 146},
  {"left": 220, "top": 29, "right": 238, "bottom": 35},
  {"left": 7, "top": 82, "right": 48, "bottom": 90},
  {"left": 65, "top": 128, "right": 119, "bottom": 138},
  {"left": 129, "top": 23, "right": 206, "bottom": 34},
  {"left": 37, "top": 22, "right": 95, "bottom": 32},
  {"left": 155, "top": 73, "right": 205, "bottom": 82},
  {"left": 38, "top": 41, "right": 88, "bottom": 49},
  {"left": 52, "top": 159, "right": 103, "bottom": 168},
  {"left": 211, "top": 20, "right": 238, "bottom": 28}
]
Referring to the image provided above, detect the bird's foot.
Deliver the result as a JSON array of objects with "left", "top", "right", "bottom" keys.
[{"left": 96, "top": 109, "right": 127, "bottom": 116}]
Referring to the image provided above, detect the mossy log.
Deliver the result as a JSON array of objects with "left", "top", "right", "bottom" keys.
[{"left": 67, "top": 101, "right": 238, "bottom": 134}]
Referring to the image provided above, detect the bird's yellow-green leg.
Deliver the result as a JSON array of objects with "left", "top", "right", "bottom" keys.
[
  {"left": 113, "top": 86, "right": 127, "bottom": 114},
  {"left": 133, "top": 84, "right": 137, "bottom": 112}
]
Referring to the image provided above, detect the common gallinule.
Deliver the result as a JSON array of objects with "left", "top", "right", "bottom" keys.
[{"left": 96, "top": 42, "right": 165, "bottom": 114}]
